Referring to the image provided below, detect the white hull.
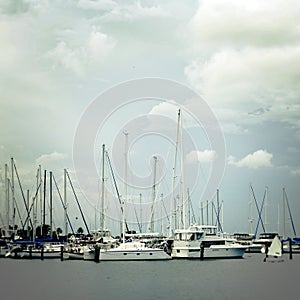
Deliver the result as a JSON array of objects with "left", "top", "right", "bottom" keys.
[
  {"left": 171, "top": 245, "right": 245, "bottom": 259},
  {"left": 6, "top": 249, "right": 61, "bottom": 259},
  {"left": 99, "top": 248, "right": 172, "bottom": 261},
  {"left": 171, "top": 225, "right": 246, "bottom": 259}
]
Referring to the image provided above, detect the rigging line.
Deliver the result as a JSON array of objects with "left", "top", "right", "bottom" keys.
[
  {"left": 131, "top": 197, "right": 142, "bottom": 233},
  {"left": 52, "top": 174, "right": 75, "bottom": 236},
  {"left": 8, "top": 179, "right": 24, "bottom": 228},
  {"left": 187, "top": 191, "right": 197, "bottom": 224},
  {"left": 14, "top": 162, "right": 33, "bottom": 230},
  {"left": 215, "top": 196, "right": 223, "bottom": 233},
  {"left": 105, "top": 150, "right": 129, "bottom": 232},
  {"left": 66, "top": 170, "right": 90, "bottom": 235},
  {"left": 253, "top": 186, "right": 266, "bottom": 238},
  {"left": 22, "top": 182, "right": 41, "bottom": 230},
  {"left": 212, "top": 202, "right": 223, "bottom": 233},
  {"left": 0, "top": 212, "right": 5, "bottom": 227},
  {"left": 284, "top": 188, "right": 297, "bottom": 237},
  {"left": 161, "top": 195, "right": 170, "bottom": 224}
]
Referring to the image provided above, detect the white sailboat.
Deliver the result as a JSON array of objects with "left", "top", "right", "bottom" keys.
[
  {"left": 96, "top": 133, "right": 171, "bottom": 261},
  {"left": 267, "top": 235, "right": 282, "bottom": 257}
]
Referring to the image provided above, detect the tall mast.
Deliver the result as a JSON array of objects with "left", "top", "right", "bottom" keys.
[
  {"left": 283, "top": 187, "right": 286, "bottom": 239},
  {"left": 5, "top": 163, "right": 9, "bottom": 237},
  {"left": 179, "top": 109, "right": 186, "bottom": 229},
  {"left": 139, "top": 193, "right": 142, "bottom": 233},
  {"left": 200, "top": 202, "right": 204, "bottom": 225},
  {"left": 11, "top": 158, "right": 15, "bottom": 234},
  {"left": 64, "top": 168, "right": 68, "bottom": 236},
  {"left": 217, "top": 189, "right": 219, "bottom": 231},
  {"left": 169, "top": 109, "right": 180, "bottom": 236},
  {"left": 149, "top": 156, "right": 157, "bottom": 232},
  {"left": 39, "top": 165, "right": 42, "bottom": 235},
  {"left": 264, "top": 186, "right": 268, "bottom": 232},
  {"left": 43, "top": 170, "right": 47, "bottom": 237},
  {"left": 26, "top": 189, "right": 29, "bottom": 239},
  {"left": 100, "top": 144, "right": 105, "bottom": 229},
  {"left": 206, "top": 200, "right": 209, "bottom": 225},
  {"left": 123, "top": 132, "right": 128, "bottom": 243},
  {"left": 249, "top": 183, "right": 253, "bottom": 234},
  {"left": 50, "top": 171, "right": 53, "bottom": 237}
]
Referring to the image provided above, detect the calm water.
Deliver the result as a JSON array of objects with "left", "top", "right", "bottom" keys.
[{"left": 1, "top": 253, "right": 299, "bottom": 300}]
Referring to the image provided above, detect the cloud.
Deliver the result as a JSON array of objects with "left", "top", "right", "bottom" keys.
[
  {"left": 184, "top": 0, "right": 300, "bottom": 132},
  {"left": 186, "top": 149, "right": 217, "bottom": 164},
  {"left": 228, "top": 149, "right": 273, "bottom": 169},
  {"left": 98, "top": 1, "right": 169, "bottom": 22},
  {"left": 77, "top": 0, "right": 117, "bottom": 11},
  {"left": 188, "top": 0, "right": 300, "bottom": 50},
  {"left": 36, "top": 152, "right": 67, "bottom": 167},
  {"left": 290, "top": 168, "right": 300, "bottom": 175},
  {"left": 46, "top": 29, "right": 116, "bottom": 76}
]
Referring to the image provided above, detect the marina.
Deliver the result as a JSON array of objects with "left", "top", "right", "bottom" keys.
[{"left": 0, "top": 253, "right": 299, "bottom": 300}]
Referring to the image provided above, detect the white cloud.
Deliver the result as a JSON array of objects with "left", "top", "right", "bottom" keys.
[
  {"left": 46, "top": 29, "right": 116, "bottom": 75},
  {"left": 188, "top": 0, "right": 300, "bottom": 50},
  {"left": 186, "top": 149, "right": 217, "bottom": 164},
  {"left": 184, "top": 0, "right": 300, "bottom": 132},
  {"left": 228, "top": 149, "right": 273, "bottom": 169},
  {"left": 291, "top": 169, "right": 300, "bottom": 175},
  {"left": 36, "top": 152, "right": 67, "bottom": 166},
  {"left": 77, "top": 0, "right": 117, "bottom": 11},
  {"left": 98, "top": 1, "right": 169, "bottom": 22}
]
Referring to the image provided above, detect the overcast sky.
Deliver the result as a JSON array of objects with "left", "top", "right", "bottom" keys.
[{"left": 1, "top": 0, "right": 300, "bottom": 237}]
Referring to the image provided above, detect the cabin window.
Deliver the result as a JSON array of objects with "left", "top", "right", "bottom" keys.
[
  {"left": 177, "top": 250, "right": 180, "bottom": 253},
  {"left": 149, "top": 253, "right": 153, "bottom": 255},
  {"left": 196, "top": 233, "right": 203, "bottom": 240},
  {"left": 123, "top": 253, "right": 127, "bottom": 255},
  {"left": 137, "top": 253, "right": 140, "bottom": 256}
]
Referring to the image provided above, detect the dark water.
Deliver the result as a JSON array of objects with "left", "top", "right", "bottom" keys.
[{"left": 1, "top": 254, "right": 299, "bottom": 300}]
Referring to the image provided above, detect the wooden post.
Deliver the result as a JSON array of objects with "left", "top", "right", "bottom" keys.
[
  {"left": 41, "top": 246, "right": 44, "bottom": 260},
  {"left": 94, "top": 245, "right": 100, "bottom": 263},
  {"left": 60, "top": 246, "right": 64, "bottom": 261},
  {"left": 200, "top": 243, "right": 204, "bottom": 261},
  {"left": 289, "top": 238, "right": 293, "bottom": 260},
  {"left": 29, "top": 246, "right": 32, "bottom": 259}
]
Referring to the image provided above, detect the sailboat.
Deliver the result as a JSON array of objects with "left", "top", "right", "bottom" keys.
[
  {"left": 96, "top": 134, "right": 171, "bottom": 261},
  {"left": 268, "top": 235, "right": 282, "bottom": 257}
]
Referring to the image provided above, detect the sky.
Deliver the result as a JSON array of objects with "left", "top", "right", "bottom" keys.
[{"left": 0, "top": 0, "right": 300, "bottom": 237}]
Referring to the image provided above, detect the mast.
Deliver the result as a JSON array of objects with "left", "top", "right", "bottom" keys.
[
  {"left": 221, "top": 200, "right": 224, "bottom": 234},
  {"left": 43, "top": 170, "right": 47, "bottom": 237},
  {"left": 64, "top": 169, "right": 68, "bottom": 236},
  {"left": 200, "top": 202, "right": 203, "bottom": 225},
  {"left": 249, "top": 183, "right": 253, "bottom": 234},
  {"left": 179, "top": 109, "right": 186, "bottom": 229},
  {"left": 284, "top": 188, "right": 297, "bottom": 237},
  {"left": 11, "top": 158, "right": 15, "bottom": 235},
  {"left": 264, "top": 186, "right": 268, "bottom": 232},
  {"left": 100, "top": 144, "right": 105, "bottom": 229},
  {"left": 27, "top": 189, "right": 30, "bottom": 239},
  {"left": 39, "top": 165, "right": 42, "bottom": 236},
  {"left": 5, "top": 163, "right": 9, "bottom": 237},
  {"left": 283, "top": 187, "right": 286, "bottom": 239},
  {"left": 123, "top": 131, "right": 128, "bottom": 243},
  {"left": 169, "top": 109, "right": 180, "bottom": 236},
  {"left": 140, "top": 193, "right": 142, "bottom": 233},
  {"left": 50, "top": 171, "right": 53, "bottom": 237},
  {"left": 160, "top": 193, "right": 164, "bottom": 235},
  {"left": 216, "top": 189, "right": 220, "bottom": 232},
  {"left": 149, "top": 156, "right": 157, "bottom": 232}
]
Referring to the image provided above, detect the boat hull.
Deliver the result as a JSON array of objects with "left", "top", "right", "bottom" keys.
[
  {"left": 171, "top": 245, "right": 245, "bottom": 259},
  {"left": 99, "top": 249, "right": 172, "bottom": 261}
]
